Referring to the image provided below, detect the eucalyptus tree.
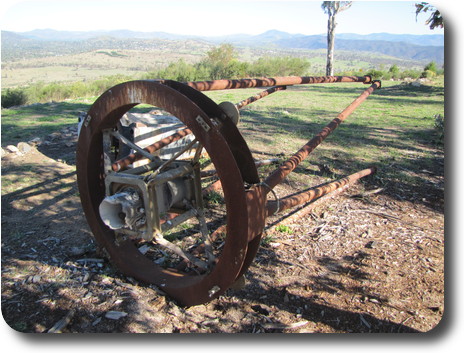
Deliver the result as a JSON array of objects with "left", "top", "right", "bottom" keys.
[
  {"left": 321, "top": 1, "right": 353, "bottom": 76},
  {"left": 415, "top": 2, "right": 444, "bottom": 29}
]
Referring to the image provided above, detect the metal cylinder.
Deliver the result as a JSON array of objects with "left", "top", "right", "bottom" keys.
[
  {"left": 264, "top": 81, "right": 381, "bottom": 191},
  {"left": 186, "top": 75, "right": 372, "bottom": 91},
  {"left": 112, "top": 127, "right": 192, "bottom": 172},
  {"left": 236, "top": 86, "right": 287, "bottom": 109},
  {"left": 265, "top": 167, "right": 377, "bottom": 216}
]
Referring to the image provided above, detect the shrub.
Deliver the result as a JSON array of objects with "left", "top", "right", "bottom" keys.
[
  {"left": 249, "top": 57, "right": 310, "bottom": 77},
  {"left": 88, "top": 75, "right": 131, "bottom": 96},
  {"left": 421, "top": 69, "right": 436, "bottom": 79},
  {"left": 1, "top": 88, "right": 28, "bottom": 108},
  {"left": 201, "top": 43, "right": 239, "bottom": 80},
  {"left": 206, "top": 44, "right": 236, "bottom": 68},
  {"left": 144, "top": 45, "right": 310, "bottom": 81},
  {"left": 156, "top": 59, "right": 199, "bottom": 82},
  {"left": 424, "top": 61, "right": 438, "bottom": 73},
  {"left": 421, "top": 61, "right": 438, "bottom": 79},
  {"left": 400, "top": 69, "right": 421, "bottom": 80},
  {"left": 365, "top": 69, "right": 386, "bottom": 80},
  {"left": 382, "top": 72, "right": 393, "bottom": 80},
  {"left": 389, "top": 65, "right": 401, "bottom": 80}
]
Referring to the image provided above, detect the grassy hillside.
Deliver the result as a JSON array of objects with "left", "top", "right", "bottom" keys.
[
  {"left": 2, "top": 46, "right": 425, "bottom": 89},
  {"left": 1, "top": 29, "right": 441, "bottom": 89},
  {"left": 1, "top": 49, "right": 207, "bottom": 88}
]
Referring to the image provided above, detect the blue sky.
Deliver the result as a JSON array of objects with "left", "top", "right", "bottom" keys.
[{"left": 0, "top": 0, "right": 446, "bottom": 36}]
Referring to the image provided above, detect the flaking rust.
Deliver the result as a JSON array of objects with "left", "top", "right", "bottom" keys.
[{"left": 76, "top": 76, "right": 380, "bottom": 306}]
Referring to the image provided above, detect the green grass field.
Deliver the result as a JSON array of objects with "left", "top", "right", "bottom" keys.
[
  {"left": 204, "top": 77, "right": 444, "bottom": 179},
  {"left": 1, "top": 77, "right": 444, "bottom": 199}
]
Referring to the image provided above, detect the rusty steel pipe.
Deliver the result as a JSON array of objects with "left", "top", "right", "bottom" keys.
[
  {"left": 266, "top": 167, "right": 377, "bottom": 216},
  {"left": 264, "top": 81, "right": 381, "bottom": 191},
  {"left": 236, "top": 86, "right": 287, "bottom": 109},
  {"left": 186, "top": 75, "right": 372, "bottom": 91},
  {"left": 112, "top": 126, "right": 192, "bottom": 171}
]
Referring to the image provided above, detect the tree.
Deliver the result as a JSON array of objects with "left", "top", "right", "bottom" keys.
[
  {"left": 421, "top": 61, "right": 438, "bottom": 78},
  {"left": 389, "top": 64, "right": 400, "bottom": 79},
  {"left": 205, "top": 44, "right": 236, "bottom": 67},
  {"left": 415, "top": 2, "right": 444, "bottom": 29},
  {"left": 202, "top": 43, "right": 240, "bottom": 79},
  {"left": 424, "top": 61, "right": 438, "bottom": 73},
  {"left": 321, "top": 1, "right": 353, "bottom": 76}
]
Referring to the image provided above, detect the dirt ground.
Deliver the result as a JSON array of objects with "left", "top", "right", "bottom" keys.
[{"left": 1, "top": 124, "right": 444, "bottom": 333}]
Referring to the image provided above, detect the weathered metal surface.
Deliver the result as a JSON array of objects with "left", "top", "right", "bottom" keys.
[
  {"left": 264, "top": 81, "right": 381, "bottom": 191},
  {"left": 163, "top": 79, "right": 260, "bottom": 184},
  {"left": 186, "top": 75, "right": 372, "bottom": 91},
  {"left": 77, "top": 76, "right": 380, "bottom": 306},
  {"left": 112, "top": 127, "right": 192, "bottom": 171},
  {"left": 236, "top": 86, "right": 287, "bottom": 109},
  {"left": 77, "top": 80, "right": 257, "bottom": 306},
  {"left": 266, "top": 167, "right": 377, "bottom": 216}
]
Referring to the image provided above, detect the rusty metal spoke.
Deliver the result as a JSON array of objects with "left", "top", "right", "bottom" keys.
[
  {"left": 150, "top": 138, "right": 199, "bottom": 178},
  {"left": 183, "top": 199, "right": 215, "bottom": 265},
  {"left": 110, "top": 130, "right": 157, "bottom": 163}
]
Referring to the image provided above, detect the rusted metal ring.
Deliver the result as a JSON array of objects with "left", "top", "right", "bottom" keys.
[
  {"left": 76, "top": 80, "right": 255, "bottom": 306},
  {"left": 259, "top": 182, "right": 280, "bottom": 215}
]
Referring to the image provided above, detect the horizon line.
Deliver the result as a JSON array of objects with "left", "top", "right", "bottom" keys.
[{"left": 4, "top": 27, "right": 444, "bottom": 38}]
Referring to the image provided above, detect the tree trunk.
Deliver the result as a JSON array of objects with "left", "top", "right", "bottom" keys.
[{"left": 326, "top": 14, "right": 336, "bottom": 76}]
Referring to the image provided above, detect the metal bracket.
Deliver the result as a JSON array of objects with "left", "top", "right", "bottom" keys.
[
  {"left": 83, "top": 114, "right": 92, "bottom": 127},
  {"left": 196, "top": 115, "right": 211, "bottom": 132}
]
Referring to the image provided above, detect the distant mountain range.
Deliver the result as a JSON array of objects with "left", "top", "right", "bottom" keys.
[{"left": 2, "top": 28, "right": 444, "bottom": 63}]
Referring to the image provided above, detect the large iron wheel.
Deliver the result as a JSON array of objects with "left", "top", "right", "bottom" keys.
[{"left": 76, "top": 80, "right": 260, "bottom": 306}]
